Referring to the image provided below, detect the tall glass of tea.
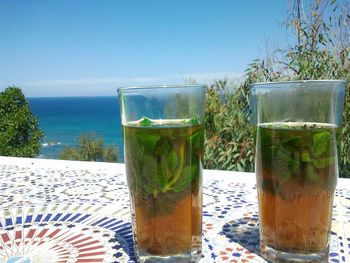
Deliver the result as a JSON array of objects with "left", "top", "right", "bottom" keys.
[
  {"left": 118, "top": 85, "right": 205, "bottom": 263},
  {"left": 251, "top": 80, "right": 346, "bottom": 262}
]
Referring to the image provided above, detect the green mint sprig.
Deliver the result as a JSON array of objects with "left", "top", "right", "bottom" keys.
[
  {"left": 139, "top": 116, "right": 153, "bottom": 126},
  {"left": 139, "top": 116, "right": 200, "bottom": 127},
  {"left": 130, "top": 116, "right": 202, "bottom": 217},
  {"left": 262, "top": 127, "right": 335, "bottom": 184}
]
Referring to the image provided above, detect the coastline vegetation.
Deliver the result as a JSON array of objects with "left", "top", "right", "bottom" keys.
[{"left": 58, "top": 132, "right": 120, "bottom": 162}]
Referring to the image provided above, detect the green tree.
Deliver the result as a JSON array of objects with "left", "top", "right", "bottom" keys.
[
  {"left": 204, "top": 80, "right": 254, "bottom": 171},
  {"left": 59, "top": 132, "right": 120, "bottom": 162},
  {"left": 204, "top": 0, "right": 350, "bottom": 177},
  {"left": 0, "top": 86, "right": 44, "bottom": 157}
]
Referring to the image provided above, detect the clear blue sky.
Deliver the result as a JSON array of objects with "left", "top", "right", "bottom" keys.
[{"left": 0, "top": 0, "right": 292, "bottom": 97}]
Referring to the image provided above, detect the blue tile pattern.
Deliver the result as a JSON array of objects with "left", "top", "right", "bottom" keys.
[{"left": 0, "top": 163, "right": 348, "bottom": 262}]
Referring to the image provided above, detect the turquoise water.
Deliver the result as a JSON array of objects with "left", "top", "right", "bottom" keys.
[{"left": 28, "top": 96, "right": 124, "bottom": 161}]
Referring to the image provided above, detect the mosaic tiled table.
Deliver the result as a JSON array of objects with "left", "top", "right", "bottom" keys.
[{"left": 0, "top": 157, "right": 349, "bottom": 263}]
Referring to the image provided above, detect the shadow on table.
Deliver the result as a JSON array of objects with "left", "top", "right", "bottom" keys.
[{"left": 221, "top": 215, "right": 260, "bottom": 255}]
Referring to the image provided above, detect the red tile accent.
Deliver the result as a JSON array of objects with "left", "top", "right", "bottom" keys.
[
  {"left": 78, "top": 251, "right": 105, "bottom": 257},
  {"left": 78, "top": 245, "right": 104, "bottom": 253},
  {"left": 26, "top": 229, "right": 36, "bottom": 239},
  {"left": 1, "top": 233, "right": 10, "bottom": 243},
  {"left": 76, "top": 259, "right": 103, "bottom": 262},
  {"left": 71, "top": 236, "right": 92, "bottom": 245},
  {"left": 15, "top": 231, "right": 22, "bottom": 240},
  {"left": 75, "top": 240, "right": 99, "bottom": 249},
  {"left": 65, "top": 234, "right": 84, "bottom": 243},
  {"left": 48, "top": 228, "right": 61, "bottom": 238},
  {"left": 37, "top": 228, "right": 49, "bottom": 238}
]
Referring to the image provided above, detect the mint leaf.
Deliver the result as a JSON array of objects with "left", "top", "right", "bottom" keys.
[
  {"left": 312, "top": 131, "right": 331, "bottom": 157},
  {"left": 179, "top": 119, "right": 187, "bottom": 125},
  {"left": 139, "top": 116, "right": 153, "bottom": 126},
  {"left": 259, "top": 127, "right": 274, "bottom": 165},
  {"left": 147, "top": 197, "right": 177, "bottom": 217},
  {"left": 139, "top": 154, "right": 161, "bottom": 197},
  {"left": 281, "top": 136, "right": 303, "bottom": 148},
  {"left": 135, "top": 132, "right": 160, "bottom": 151},
  {"left": 305, "top": 164, "right": 319, "bottom": 182},
  {"left": 190, "top": 129, "right": 204, "bottom": 148},
  {"left": 157, "top": 167, "right": 167, "bottom": 190},
  {"left": 261, "top": 179, "right": 285, "bottom": 199},
  {"left": 314, "top": 156, "right": 335, "bottom": 169},
  {"left": 187, "top": 116, "right": 199, "bottom": 125},
  {"left": 301, "top": 149, "right": 313, "bottom": 162},
  {"left": 144, "top": 183, "right": 155, "bottom": 195},
  {"left": 162, "top": 140, "right": 171, "bottom": 153},
  {"left": 146, "top": 189, "right": 190, "bottom": 218},
  {"left": 167, "top": 150, "right": 178, "bottom": 174},
  {"left": 275, "top": 148, "right": 300, "bottom": 181},
  {"left": 172, "top": 165, "right": 198, "bottom": 192}
]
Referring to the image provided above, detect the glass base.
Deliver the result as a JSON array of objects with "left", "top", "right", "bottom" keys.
[
  {"left": 260, "top": 243, "right": 329, "bottom": 263},
  {"left": 137, "top": 247, "right": 202, "bottom": 263}
]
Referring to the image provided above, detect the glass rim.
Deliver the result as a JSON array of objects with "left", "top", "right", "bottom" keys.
[
  {"left": 251, "top": 79, "right": 346, "bottom": 87},
  {"left": 117, "top": 84, "right": 206, "bottom": 91}
]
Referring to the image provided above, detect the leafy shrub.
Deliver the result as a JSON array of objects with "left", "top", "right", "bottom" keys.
[
  {"left": 339, "top": 81, "right": 350, "bottom": 178},
  {"left": 59, "top": 132, "right": 120, "bottom": 162},
  {"left": 204, "top": 80, "right": 254, "bottom": 171},
  {"left": 0, "top": 86, "right": 44, "bottom": 157},
  {"left": 203, "top": 63, "right": 281, "bottom": 172}
]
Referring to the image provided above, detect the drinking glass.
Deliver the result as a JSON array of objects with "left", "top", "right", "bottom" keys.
[
  {"left": 118, "top": 85, "right": 205, "bottom": 263},
  {"left": 251, "top": 80, "right": 346, "bottom": 262}
]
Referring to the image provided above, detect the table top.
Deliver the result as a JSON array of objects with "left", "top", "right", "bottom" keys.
[{"left": 0, "top": 156, "right": 349, "bottom": 263}]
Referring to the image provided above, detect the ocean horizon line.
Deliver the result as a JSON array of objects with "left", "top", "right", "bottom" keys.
[{"left": 28, "top": 95, "right": 119, "bottom": 99}]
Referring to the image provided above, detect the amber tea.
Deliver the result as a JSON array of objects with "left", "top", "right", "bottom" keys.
[
  {"left": 256, "top": 122, "right": 338, "bottom": 256},
  {"left": 123, "top": 117, "right": 203, "bottom": 258}
]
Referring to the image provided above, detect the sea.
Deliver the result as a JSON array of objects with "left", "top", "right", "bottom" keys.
[{"left": 28, "top": 96, "right": 124, "bottom": 162}]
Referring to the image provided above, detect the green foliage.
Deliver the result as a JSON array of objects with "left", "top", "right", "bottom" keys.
[
  {"left": 203, "top": 56, "right": 288, "bottom": 172},
  {"left": 59, "top": 132, "right": 120, "bottom": 162},
  {"left": 123, "top": 122, "right": 202, "bottom": 218},
  {"left": 139, "top": 116, "right": 153, "bottom": 126},
  {"left": 204, "top": 80, "right": 255, "bottom": 171},
  {"left": 204, "top": 0, "right": 350, "bottom": 177},
  {"left": 339, "top": 82, "right": 350, "bottom": 178},
  {"left": 0, "top": 86, "right": 44, "bottom": 157},
  {"left": 258, "top": 125, "right": 336, "bottom": 183}
]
